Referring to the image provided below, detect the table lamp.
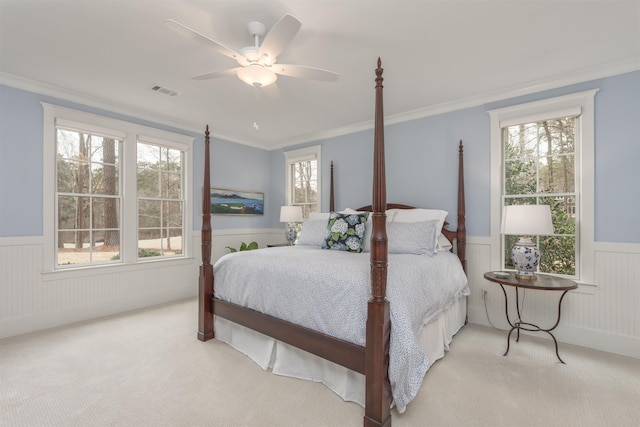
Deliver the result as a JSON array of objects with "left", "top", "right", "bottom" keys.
[
  {"left": 280, "top": 205, "right": 303, "bottom": 245},
  {"left": 501, "top": 204, "right": 554, "bottom": 280}
]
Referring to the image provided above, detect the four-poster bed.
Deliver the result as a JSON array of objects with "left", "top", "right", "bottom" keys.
[{"left": 198, "top": 59, "right": 467, "bottom": 427}]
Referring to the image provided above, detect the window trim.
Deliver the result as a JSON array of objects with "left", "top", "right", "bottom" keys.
[
  {"left": 284, "top": 145, "right": 322, "bottom": 213},
  {"left": 42, "top": 103, "right": 193, "bottom": 275},
  {"left": 488, "top": 89, "right": 598, "bottom": 285}
]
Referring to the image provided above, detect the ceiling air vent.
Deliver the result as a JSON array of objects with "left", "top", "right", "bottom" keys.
[{"left": 151, "top": 84, "right": 180, "bottom": 97}]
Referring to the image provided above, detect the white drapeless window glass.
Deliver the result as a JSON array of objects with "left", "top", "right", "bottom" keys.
[
  {"left": 55, "top": 125, "right": 123, "bottom": 267},
  {"left": 502, "top": 116, "right": 577, "bottom": 276},
  {"left": 137, "top": 139, "right": 184, "bottom": 259},
  {"left": 284, "top": 145, "right": 321, "bottom": 218}
]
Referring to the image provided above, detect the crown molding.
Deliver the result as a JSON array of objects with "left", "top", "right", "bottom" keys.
[
  {"left": 3, "top": 56, "right": 639, "bottom": 151},
  {"left": 273, "top": 57, "right": 640, "bottom": 149}
]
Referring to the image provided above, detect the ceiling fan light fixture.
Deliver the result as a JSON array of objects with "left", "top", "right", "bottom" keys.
[{"left": 237, "top": 64, "right": 277, "bottom": 87}]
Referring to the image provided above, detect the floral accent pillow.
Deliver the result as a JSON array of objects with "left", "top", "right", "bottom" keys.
[{"left": 322, "top": 212, "right": 370, "bottom": 252}]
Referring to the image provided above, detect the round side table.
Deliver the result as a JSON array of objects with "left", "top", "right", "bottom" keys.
[{"left": 484, "top": 272, "right": 577, "bottom": 363}]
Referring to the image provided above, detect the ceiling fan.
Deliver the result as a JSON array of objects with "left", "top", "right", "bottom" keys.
[{"left": 164, "top": 14, "right": 339, "bottom": 88}]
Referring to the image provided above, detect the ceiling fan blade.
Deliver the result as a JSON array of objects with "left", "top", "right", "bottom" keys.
[
  {"left": 258, "top": 14, "right": 301, "bottom": 62},
  {"left": 190, "top": 68, "right": 242, "bottom": 81},
  {"left": 271, "top": 64, "right": 339, "bottom": 82},
  {"left": 164, "top": 19, "right": 247, "bottom": 66}
]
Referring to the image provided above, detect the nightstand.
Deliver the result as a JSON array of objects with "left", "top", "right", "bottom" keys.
[{"left": 484, "top": 271, "right": 577, "bottom": 363}]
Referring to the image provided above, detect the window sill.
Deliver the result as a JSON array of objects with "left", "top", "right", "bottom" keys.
[
  {"left": 574, "top": 281, "right": 597, "bottom": 295},
  {"left": 42, "top": 256, "right": 195, "bottom": 282}
]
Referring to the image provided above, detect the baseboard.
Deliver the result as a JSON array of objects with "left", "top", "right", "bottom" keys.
[
  {"left": 468, "top": 305, "right": 640, "bottom": 359},
  {"left": 0, "top": 284, "right": 195, "bottom": 339}
]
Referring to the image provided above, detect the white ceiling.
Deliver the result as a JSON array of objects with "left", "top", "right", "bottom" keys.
[{"left": 1, "top": 0, "right": 639, "bottom": 150}]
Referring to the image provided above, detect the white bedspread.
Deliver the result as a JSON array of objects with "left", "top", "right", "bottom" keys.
[{"left": 213, "top": 246, "right": 469, "bottom": 410}]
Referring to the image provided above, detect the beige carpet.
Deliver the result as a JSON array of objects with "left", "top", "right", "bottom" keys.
[{"left": 1, "top": 298, "right": 639, "bottom": 427}]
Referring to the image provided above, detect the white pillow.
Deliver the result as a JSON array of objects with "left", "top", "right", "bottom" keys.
[
  {"left": 309, "top": 212, "right": 330, "bottom": 221},
  {"left": 389, "top": 208, "right": 448, "bottom": 235},
  {"left": 296, "top": 218, "right": 329, "bottom": 246},
  {"left": 387, "top": 220, "right": 438, "bottom": 255},
  {"left": 436, "top": 234, "right": 453, "bottom": 252}
]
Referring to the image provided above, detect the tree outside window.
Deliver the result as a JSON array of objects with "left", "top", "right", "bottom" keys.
[
  {"left": 56, "top": 128, "right": 121, "bottom": 266},
  {"left": 291, "top": 159, "right": 318, "bottom": 218},
  {"left": 46, "top": 103, "right": 192, "bottom": 271},
  {"left": 503, "top": 117, "right": 576, "bottom": 276},
  {"left": 285, "top": 145, "right": 321, "bottom": 218},
  {"left": 137, "top": 142, "right": 184, "bottom": 258}
]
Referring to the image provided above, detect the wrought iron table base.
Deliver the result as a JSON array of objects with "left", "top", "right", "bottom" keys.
[{"left": 499, "top": 284, "right": 571, "bottom": 364}]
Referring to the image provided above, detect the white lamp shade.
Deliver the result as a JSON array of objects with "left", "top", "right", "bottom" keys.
[
  {"left": 501, "top": 205, "right": 554, "bottom": 236},
  {"left": 280, "top": 205, "right": 303, "bottom": 223},
  {"left": 237, "top": 64, "right": 277, "bottom": 88}
]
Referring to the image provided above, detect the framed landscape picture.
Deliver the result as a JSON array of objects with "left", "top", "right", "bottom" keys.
[{"left": 210, "top": 188, "right": 264, "bottom": 215}]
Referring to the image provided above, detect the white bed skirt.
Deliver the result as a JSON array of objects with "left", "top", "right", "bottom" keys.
[{"left": 214, "top": 294, "right": 467, "bottom": 409}]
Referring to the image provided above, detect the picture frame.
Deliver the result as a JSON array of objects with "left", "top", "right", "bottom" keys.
[{"left": 210, "top": 188, "right": 264, "bottom": 215}]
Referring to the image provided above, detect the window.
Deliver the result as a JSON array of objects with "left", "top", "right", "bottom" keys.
[
  {"left": 489, "top": 90, "right": 597, "bottom": 283},
  {"left": 42, "top": 103, "right": 193, "bottom": 272},
  {"left": 284, "top": 145, "right": 321, "bottom": 218},
  {"left": 502, "top": 116, "right": 577, "bottom": 275}
]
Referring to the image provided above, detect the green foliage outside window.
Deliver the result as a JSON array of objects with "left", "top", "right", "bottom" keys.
[{"left": 503, "top": 117, "right": 576, "bottom": 276}]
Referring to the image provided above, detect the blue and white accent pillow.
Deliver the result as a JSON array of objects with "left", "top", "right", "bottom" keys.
[{"left": 322, "top": 212, "right": 370, "bottom": 253}]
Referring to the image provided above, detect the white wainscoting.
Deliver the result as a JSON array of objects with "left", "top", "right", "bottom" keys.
[
  {"left": 465, "top": 237, "right": 640, "bottom": 359},
  {"left": 0, "top": 229, "right": 283, "bottom": 339},
  {"left": 3, "top": 233, "right": 638, "bottom": 359}
]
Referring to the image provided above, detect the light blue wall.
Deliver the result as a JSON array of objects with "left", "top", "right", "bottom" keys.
[
  {"left": 0, "top": 85, "right": 273, "bottom": 237},
  {"left": 271, "top": 71, "right": 640, "bottom": 243},
  {"left": 593, "top": 72, "right": 640, "bottom": 242},
  {"left": 0, "top": 86, "right": 43, "bottom": 235},
  {"left": 2, "top": 70, "right": 639, "bottom": 242}
]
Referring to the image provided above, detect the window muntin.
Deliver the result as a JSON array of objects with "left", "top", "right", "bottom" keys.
[
  {"left": 55, "top": 127, "right": 122, "bottom": 267},
  {"left": 502, "top": 117, "right": 577, "bottom": 276}
]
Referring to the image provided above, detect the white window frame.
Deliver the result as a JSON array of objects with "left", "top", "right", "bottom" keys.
[
  {"left": 42, "top": 103, "right": 193, "bottom": 277},
  {"left": 488, "top": 90, "right": 598, "bottom": 286},
  {"left": 284, "top": 145, "right": 322, "bottom": 215}
]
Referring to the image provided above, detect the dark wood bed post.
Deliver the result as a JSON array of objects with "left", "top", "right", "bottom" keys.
[
  {"left": 330, "top": 161, "right": 335, "bottom": 212},
  {"left": 456, "top": 140, "right": 467, "bottom": 274},
  {"left": 364, "top": 58, "right": 392, "bottom": 427},
  {"left": 198, "top": 125, "right": 214, "bottom": 342}
]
